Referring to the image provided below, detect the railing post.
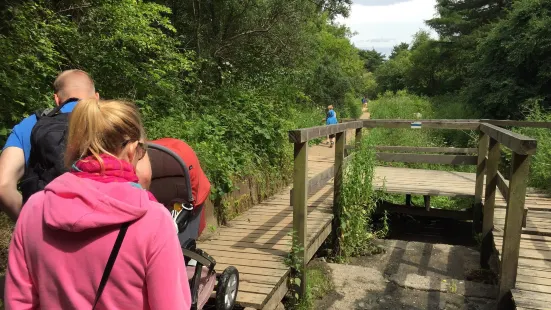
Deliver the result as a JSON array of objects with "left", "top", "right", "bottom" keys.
[
  {"left": 474, "top": 131, "right": 489, "bottom": 233},
  {"left": 333, "top": 131, "right": 345, "bottom": 256},
  {"left": 292, "top": 141, "right": 308, "bottom": 298},
  {"left": 481, "top": 137, "right": 500, "bottom": 268},
  {"left": 498, "top": 152, "right": 531, "bottom": 302}
]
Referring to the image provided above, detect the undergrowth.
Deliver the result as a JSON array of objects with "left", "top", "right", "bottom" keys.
[
  {"left": 368, "top": 91, "right": 477, "bottom": 210},
  {"left": 284, "top": 260, "right": 333, "bottom": 310},
  {"left": 514, "top": 100, "right": 551, "bottom": 193},
  {"left": 336, "top": 134, "right": 382, "bottom": 259}
]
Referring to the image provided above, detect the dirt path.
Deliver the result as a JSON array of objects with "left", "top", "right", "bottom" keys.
[{"left": 315, "top": 239, "right": 497, "bottom": 310}]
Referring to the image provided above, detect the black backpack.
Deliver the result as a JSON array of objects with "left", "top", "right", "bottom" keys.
[{"left": 20, "top": 99, "right": 76, "bottom": 203}]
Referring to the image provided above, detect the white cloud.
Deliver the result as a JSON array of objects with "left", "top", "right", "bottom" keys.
[{"left": 336, "top": 0, "right": 438, "bottom": 54}]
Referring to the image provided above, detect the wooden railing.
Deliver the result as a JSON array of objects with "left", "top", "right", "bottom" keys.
[
  {"left": 477, "top": 123, "right": 537, "bottom": 301},
  {"left": 288, "top": 118, "right": 546, "bottom": 302}
]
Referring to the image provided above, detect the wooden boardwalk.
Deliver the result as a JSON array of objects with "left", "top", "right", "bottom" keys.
[
  {"left": 493, "top": 192, "right": 551, "bottom": 310},
  {"left": 197, "top": 154, "right": 335, "bottom": 309},
  {"left": 374, "top": 166, "right": 479, "bottom": 197}
]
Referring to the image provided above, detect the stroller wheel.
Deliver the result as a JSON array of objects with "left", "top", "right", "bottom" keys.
[{"left": 216, "top": 266, "right": 239, "bottom": 310}]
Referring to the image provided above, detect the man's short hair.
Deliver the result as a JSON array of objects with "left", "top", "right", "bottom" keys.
[{"left": 53, "top": 69, "right": 96, "bottom": 94}]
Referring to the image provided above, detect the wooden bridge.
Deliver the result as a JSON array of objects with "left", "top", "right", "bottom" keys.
[{"left": 198, "top": 119, "right": 551, "bottom": 309}]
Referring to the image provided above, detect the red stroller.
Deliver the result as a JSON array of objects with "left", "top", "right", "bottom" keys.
[{"left": 147, "top": 141, "right": 239, "bottom": 310}]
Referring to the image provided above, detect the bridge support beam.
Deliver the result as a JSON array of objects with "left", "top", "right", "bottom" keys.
[
  {"left": 481, "top": 137, "right": 500, "bottom": 268},
  {"left": 292, "top": 141, "right": 308, "bottom": 299},
  {"left": 332, "top": 131, "right": 346, "bottom": 257},
  {"left": 474, "top": 132, "right": 489, "bottom": 234},
  {"left": 498, "top": 153, "right": 531, "bottom": 302}
]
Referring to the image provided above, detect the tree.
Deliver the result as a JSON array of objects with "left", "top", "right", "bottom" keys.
[
  {"left": 389, "top": 42, "right": 409, "bottom": 59},
  {"left": 465, "top": 0, "right": 551, "bottom": 119},
  {"left": 358, "top": 49, "right": 385, "bottom": 72}
]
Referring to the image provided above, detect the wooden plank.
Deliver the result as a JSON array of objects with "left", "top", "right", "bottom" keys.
[
  {"left": 288, "top": 121, "right": 364, "bottom": 143},
  {"left": 261, "top": 275, "right": 289, "bottom": 310},
  {"left": 512, "top": 289, "right": 551, "bottom": 303},
  {"left": 237, "top": 292, "right": 268, "bottom": 308},
  {"left": 307, "top": 220, "right": 332, "bottom": 262},
  {"left": 480, "top": 123, "right": 537, "bottom": 155},
  {"left": 200, "top": 249, "right": 285, "bottom": 262},
  {"left": 499, "top": 153, "right": 532, "bottom": 301},
  {"left": 239, "top": 282, "right": 279, "bottom": 295},
  {"left": 290, "top": 165, "right": 334, "bottom": 206},
  {"left": 376, "top": 153, "right": 478, "bottom": 165},
  {"left": 513, "top": 297, "right": 551, "bottom": 310},
  {"left": 216, "top": 263, "right": 288, "bottom": 276},
  {"left": 517, "top": 268, "right": 551, "bottom": 280},
  {"left": 363, "top": 119, "right": 480, "bottom": 130},
  {"left": 497, "top": 171, "right": 509, "bottom": 202},
  {"left": 213, "top": 257, "right": 287, "bottom": 269},
  {"left": 484, "top": 120, "right": 551, "bottom": 129},
  {"left": 238, "top": 274, "right": 283, "bottom": 285},
  {"left": 515, "top": 282, "right": 551, "bottom": 295},
  {"left": 375, "top": 146, "right": 478, "bottom": 154},
  {"left": 516, "top": 274, "right": 551, "bottom": 286}
]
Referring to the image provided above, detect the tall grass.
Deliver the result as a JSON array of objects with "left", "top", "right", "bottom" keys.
[
  {"left": 514, "top": 101, "right": 551, "bottom": 193},
  {"left": 367, "top": 91, "right": 475, "bottom": 210}
]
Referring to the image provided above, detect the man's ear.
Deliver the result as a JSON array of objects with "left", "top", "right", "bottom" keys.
[
  {"left": 95, "top": 92, "right": 100, "bottom": 100},
  {"left": 54, "top": 93, "right": 61, "bottom": 106}
]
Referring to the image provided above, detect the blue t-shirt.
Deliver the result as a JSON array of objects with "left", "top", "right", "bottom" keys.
[
  {"left": 326, "top": 110, "right": 338, "bottom": 125},
  {"left": 2, "top": 100, "right": 78, "bottom": 165}
]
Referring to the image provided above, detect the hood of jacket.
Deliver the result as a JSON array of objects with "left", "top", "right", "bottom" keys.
[{"left": 42, "top": 173, "right": 149, "bottom": 232}]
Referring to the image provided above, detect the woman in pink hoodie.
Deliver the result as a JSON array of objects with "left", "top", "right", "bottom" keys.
[{"left": 4, "top": 99, "right": 191, "bottom": 309}]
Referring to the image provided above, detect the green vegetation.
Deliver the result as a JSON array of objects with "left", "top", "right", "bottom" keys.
[
  {"left": 364, "top": 0, "right": 551, "bottom": 193},
  {"left": 337, "top": 134, "right": 380, "bottom": 258},
  {"left": 0, "top": 0, "right": 368, "bottom": 222},
  {"left": 285, "top": 261, "right": 333, "bottom": 310},
  {"left": 514, "top": 102, "right": 551, "bottom": 192}
]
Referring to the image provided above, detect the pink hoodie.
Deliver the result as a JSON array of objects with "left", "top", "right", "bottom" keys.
[{"left": 4, "top": 172, "right": 191, "bottom": 309}]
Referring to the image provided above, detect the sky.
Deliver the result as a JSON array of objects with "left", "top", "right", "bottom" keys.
[{"left": 336, "top": 0, "right": 438, "bottom": 56}]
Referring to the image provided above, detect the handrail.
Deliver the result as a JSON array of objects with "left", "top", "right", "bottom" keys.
[
  {"left": 363, "top": 119, "right": 480, "bottom": 130},
  {"left": 341, "top": 118, "right": 551, "bottom": 129},
  {"left": 375, "top": 146, "right": 478, "bottom": 154},
  {"left": 480, "top": 123, "right": 537, "bottom": 155},
  {"left": 288, "top": 121, "right": 363, "bottom": 143}
]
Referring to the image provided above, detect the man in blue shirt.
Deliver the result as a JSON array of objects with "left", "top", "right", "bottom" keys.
[{"left": 0, "top": 69, "right": 99, "bottom": 220}]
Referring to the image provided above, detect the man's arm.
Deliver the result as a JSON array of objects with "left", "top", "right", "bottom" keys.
[{"left": 0, "top": 147, "right": 25, "bottom": 221}]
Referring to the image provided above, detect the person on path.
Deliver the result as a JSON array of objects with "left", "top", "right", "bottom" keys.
[
  {"left": 0, "top": 69, "right": 154, "bottom": 221},
  {"left": 4, "top": 99, "right": 191, "bottom": 309},
  {"left": 324, "top": 105, "right": 338, "bottom": 147},
  {"left": 362, "top": 95, "right": 369, "bottom": 111}
]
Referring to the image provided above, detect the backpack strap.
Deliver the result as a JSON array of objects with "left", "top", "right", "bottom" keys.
[
  {"left": 35, "top": 97, "right": 80, "bottom": 119},
  {"left": 92, "top": 222, "right": 130, "bottom": 310}
]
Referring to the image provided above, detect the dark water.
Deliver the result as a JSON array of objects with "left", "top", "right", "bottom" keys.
[{"left": 374, "top": 212, "right": 477, "bottom": 247}]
